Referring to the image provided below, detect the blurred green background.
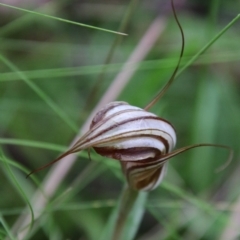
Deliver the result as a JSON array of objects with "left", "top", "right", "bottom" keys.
[{"left": 0, "top": 0, "right": 240, "bottom": 239}]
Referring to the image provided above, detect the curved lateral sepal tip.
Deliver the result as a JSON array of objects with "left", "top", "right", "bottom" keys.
[{"left": 155, "top": 143, "right": 233, "bottom": 172}]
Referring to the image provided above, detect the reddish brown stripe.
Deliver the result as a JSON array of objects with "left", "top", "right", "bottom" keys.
[
  {"left": 84, "top": 115, "right": 174, "bottom": 147},
  {"left": 134, "top": 166, "right": 163, "bottom": 190},
  {"left": 122, "top": 162, "right": 164, "bottom": 190},
  {"left": 71, "top": 109, "right": 175, "bottom": 154},
  {"left": 70, "top": 129, "right": 172, "bottom": 159},
  {"left": 93, "top": 132, "right": 170, "bottom": 155},
  {"left": 94, "top": 146, "right": 162, "bottom": 162},
  {"left": 90, "top": 102, "right": 127, "bottom": 129},
  {"left": 124, "top": 158, "right": 166, "bottom": 175}
]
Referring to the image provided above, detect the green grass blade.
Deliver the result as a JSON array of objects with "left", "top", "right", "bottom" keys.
[
  {"left": 84, "top": 0, "right": 138, "bottom": 109},
  {"left": 0, "top": 3, "right": 127, "bottom": 36},
  {"left": 120, "top": 191, "right": 147, "bottom": 240},
  {"left": 188, "top": 74, "right": 220, "bottom": 190},
  {"left": 161, "top": 181, "right": 228, "bottom": 227},
  {"left": 0, "top": 154, "right": 42, "bottom": 190},
  {"left": 0, "top": 2, "right": 58, "bottom": 37},
  {"left": 0, "top": 149, "right": 34, "bottom": 231},
  {"left": 0, "top": 138, "right": 66, "bottom": 152},
  {"left": 100, "top": 186, "right": 147, "bottom": 240},
  {"left": 0, "top": 215, "right": 16, "bottom": 240},
  {"left": 0, "top": 207, "right": 27, "bottom": 216},
  {"left": 177, "top": 14, "right": 240, "bottom": 76},
  {"left": 0, "top": 137, "right": 120, "bottom": 176},
  {"left": 0, "top": 54, "right": 78, "bottom": 132},
  {"left": 1, "top": 51, "right": 240, "bottom": 82},
  {"left": 48, "top": 200, "right": 116, "bottom": 212},
  {"left": 148, "top": 207, "right": 184, "bottom": 240}
]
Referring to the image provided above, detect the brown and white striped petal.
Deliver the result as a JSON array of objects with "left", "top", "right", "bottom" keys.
[
  {"left": 82, "top": 101, "right": 176, "bottom": 191},
  {"left": 87, "top": 102, "right": 176, "bottom": 161},
  {"left": 121, "top": 161, "right": 167, "bottom": 191},
  {"left": 30, "top": 101, "right": 176, "bottom": 190}
]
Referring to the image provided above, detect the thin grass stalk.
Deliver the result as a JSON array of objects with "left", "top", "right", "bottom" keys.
[
  {"left": 208, "top": 0, "right": 219, "bottom": 31},
  {"left": 187, "top": 0, "right": 220, "bottom": 192},
  {"left": 0, "top": 54, "right": 78, "bottom": 132},
  {"left": 177, "top": 14, "right": 240, "bottom": 77},
  {"left": 2, "top": 51, "right": 240, "bottom": 82},
  {"left": 220, "top": 183, "right": 240, "bottom": 239},
  {"left": 0, "top": 150, "right": 34, "bottom": 230},
  {"left": 84, "top": 0, "right": 139, "bottom": 110},
  {"left": 0, "top": 138, "right": 66, "bottom": 153},
  {"left": 10, "top": 16, "right": 166, "bottom": 239},
  {"left": 0, "top": 1, "right": 58, "bottom": 37},
  {"left": 111, "top": 186, "right": 139, "bottom": 240},
  {"left": 147, "top": 208, "right": 183, "bottom": 240},
  {"left": 0, "top": 215, "right": 16, "bottom": 240},
  {"left": 0, "top": 3, "right": 126, "bottom": 35}
]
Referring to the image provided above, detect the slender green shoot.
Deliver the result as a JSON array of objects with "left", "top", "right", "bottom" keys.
[
  {"left": 177, "top": 14, "right": 240, "bottom": 76},
  {"left": 0, "top": 154, "right": 42, "bottom": 191},
  {"left": 84, "top": 0, "right": 138, "bottom": 109},
  {"left": 0, "top": 149, "right": 34, "bottom": 231},
  {"left": 0, "top": 54, "right": 78, "bottom": 132},
  {"left": 0, "top": 215, "right": 16, "bottom": 240},
  {"left": 0, "top": 138, "right": 66, "bottom": 152},
  {"left": 1, "top": 51, "right": 240, "bottom": 82},
  {"left": 0, "top": 3, "right": 127, "bottom": 36}
]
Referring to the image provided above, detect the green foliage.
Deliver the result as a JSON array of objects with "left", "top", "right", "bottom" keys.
[{"left": 0, "top": 0, "right": 239, "bottom": 239}]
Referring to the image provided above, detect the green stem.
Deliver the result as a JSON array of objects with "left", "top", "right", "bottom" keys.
[
  {"left": 84, "top": 0, "right": 138, "bottom": 110},
  {"left": 111, "top": 186, "right": 139, "bottom": 240},
  {"left": 0, "top": 149, "right": 34, "bottom": 232},
  {"left": 177, "top": 14, "right": 240, "bottom": 76},
  {"left": 0, "top": 3, "right": 127, "bottom": 35}
]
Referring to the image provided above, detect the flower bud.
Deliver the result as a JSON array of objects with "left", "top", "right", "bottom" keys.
[
  {"left": 90, "top": 101, "right": 176, "bottom": 191},
  {"left": 28, "top": 101, "right": 232, "bottom": 191}
]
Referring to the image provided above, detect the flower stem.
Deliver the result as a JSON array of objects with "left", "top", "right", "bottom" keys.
[{"left": 111, "top": 186, "right": 139, "bottom": 240}]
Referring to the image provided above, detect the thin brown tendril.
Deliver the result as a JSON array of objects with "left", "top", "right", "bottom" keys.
[
  {"left": 26, "top": 150, "right": 72, "bottom": 178},
  {"left": 144, "top": 0, "right": 185, "bottom": 111},
  {"left": 87, "top": 148, "right": 92, "bottom": 161},
  {"left": 155, "top": 144, "right": 233, "bottom": 172}
]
